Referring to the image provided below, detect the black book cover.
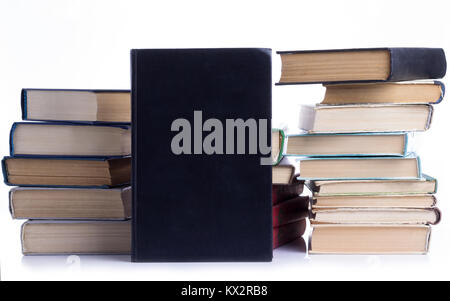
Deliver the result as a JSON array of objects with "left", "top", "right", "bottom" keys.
[
  {"left": 276, "top": 47, "right": 446, "bottom": 84},
  {"left": 131, "top": 48, "right": 273, "bottom": 262}
]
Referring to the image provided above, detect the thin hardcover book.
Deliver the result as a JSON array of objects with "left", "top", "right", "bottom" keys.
[
  {"left": 284, "top": 132, "right": 409, "bottom": 157},
  {"left": 296, "top": 154, "right": 421, "bottom": 181},
  {"left": 21, "top": 89, "right": 131, "bottom": 123}
]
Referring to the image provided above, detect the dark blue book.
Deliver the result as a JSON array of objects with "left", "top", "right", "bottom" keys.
[
  {"left": 21, "top": 89, "right": 130, "bottom": 123},
  {"left": 277, "top": 48, "right": 446, "bottom": 84},
  {"left": 131, "top": 48, "right": 273, "bottom": 262}
]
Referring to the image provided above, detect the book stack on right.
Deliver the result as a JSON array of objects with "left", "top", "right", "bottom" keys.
[{"left": 277, "top": 47, "right": 446, "bottom": 254}]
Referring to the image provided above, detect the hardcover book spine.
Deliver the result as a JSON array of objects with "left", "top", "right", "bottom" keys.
[
  {"left": 8, "top": 123, "right": 18, "bottom": 156},
  {"left": 431, "top": 195, "right": 437, "bottom": 207},
  {"left": 21, "top": 89, "right": 27, "bottom": 120},
  {"left": 423, "top": 174, "right": 438, "bottom": 194},
  {"left": 20, "top": 221, "right": 26, "bottom": 255},
  {"left": 433, "top": 207, "right": 442, "bottom": 225},
  {"left": 416, "top": 155, "right": 423, "bottom": 179},
  {"left": 432, "top": 81, "right": 446, "bottom": 104},
  {"left": 8, "top": 188, "right": 15, "bottom": 218},
  {"left": 122, "top": 186, "right": 132, "bottom": 219},
  {"left": 425, "top": 104, "right": 434, "bottom": 130},
  {"left": 2, "top": 157, "right": 10, "bottom": 185},
  {"left": 131, "top": 49, "right": 139, "bottom": 262},
  {"left": 272, "top": 128, "right": 285, "bottom": 165},
  {"left": 403, "top": 133, "right": 409, "bottom": 156},
  {"left": 388, "top": 48, "right": 447, "bottom": 82}
]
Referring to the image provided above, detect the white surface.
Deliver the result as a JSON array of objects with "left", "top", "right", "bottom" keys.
[{"left": 1, "top": 0, "right": 450, "bottom": 281}]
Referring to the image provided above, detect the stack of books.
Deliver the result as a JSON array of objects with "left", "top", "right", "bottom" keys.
[
  {"left": 276, "top": 47, "right": 445, "bottom": 254},
  {"left": 3, "top": 88, "right": 308, "bottom": 255},
  {"left": 3, "top": 89, "right": 132, "bottom": 255},
  {"left": 272, "top": 133, "right": 309, "bottom": 248}
]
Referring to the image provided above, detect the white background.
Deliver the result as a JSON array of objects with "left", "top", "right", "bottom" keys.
[{"left": 0, "top": 0, "right": 449, "bottom": 281}]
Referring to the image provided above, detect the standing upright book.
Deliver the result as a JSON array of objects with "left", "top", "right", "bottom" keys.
[{"left": 131, "top": 48, "right": 273, "bottom": 262}]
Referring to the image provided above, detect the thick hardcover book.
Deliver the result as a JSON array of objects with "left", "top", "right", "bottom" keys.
[
  {"left": 321, "top": 81, "right": 445, "bottom": 105},
  {"left": 21, "top": 220, "right": 131, "bottom": 255},
  {"left": 309, "top": 224, "right": 431, "bottom": 254},
  {"left": 10, "top": 186, "right": 131, "bottom": 220},
  {"left": 277, "top": 47, "right": 446, "bottom": 84},
  {"left": 9, "top": 122, "right": 131, "bottom": 158},
  {"left": 21, "top": 89, "right": 131, "bottom": 123},
  {"left": 297, "top": 154, "right": 421, "bottom": 181},
  {"left": 311, "top": 194, "right": 437, "bottom": 208},
  {"left": 285, "top": 132, "right": 408, "bottom": 157},
  {"left": 307, "top": 174, "right": 437, "bottom": 196},
  {"left": 2, "top": 156, "right": 130, "bottom": 188},
  {"left": 131, "top": 48, "right": 272, "bottom": 262},
  {"left": 299, "top": 104, "right": 433, "bottom": 133},
  {"left": 310, "top": 207, "right": 441, "bottom": 225}
]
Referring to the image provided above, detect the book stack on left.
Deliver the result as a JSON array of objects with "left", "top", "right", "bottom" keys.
[{"left": 3, "top": 89, "right": 132, "bottom": 255}]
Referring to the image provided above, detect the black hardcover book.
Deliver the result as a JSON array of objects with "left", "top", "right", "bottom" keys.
[
  {"left": 276, "top": 47, "right": 446, "bottom": 84},
  {"left": 131, "top": 48, "right": 273, "bottom": 262}
]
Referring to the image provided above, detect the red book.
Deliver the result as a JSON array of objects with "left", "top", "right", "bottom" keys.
[
  {"left": 273, "top": 219, "right": 307, "bottom": 249},
  {"left": 272, "top": 196, "right": 309, "bottom": 227},
  {"left": 272, "top": 178, "right": 304, "bottom": 205}
]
